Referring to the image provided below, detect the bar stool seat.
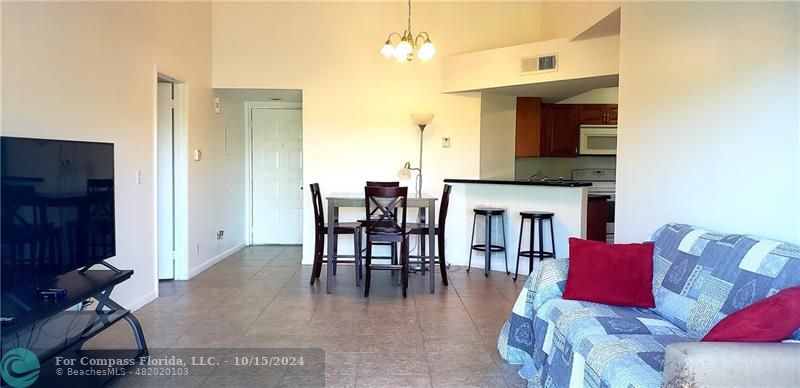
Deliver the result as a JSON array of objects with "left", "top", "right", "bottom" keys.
[
  {"left": 514, "top": 211, "right": 556, "bottom": 281},
  {"left": 520, "top": 211, "right": 554, "bottom": 218},
  {"left": 474, "top": 207, "right": 506, "bottom": 216}
]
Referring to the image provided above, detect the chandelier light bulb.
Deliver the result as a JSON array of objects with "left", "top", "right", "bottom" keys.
[
  {"left": 417, "top": 40, "right": 436, "bottom": 61},
  {"left": 380, "top": 41, "right": 395, "bottom": 57},
  {"left": 397, "top": 40, "right": 412, "bottom": 55}
]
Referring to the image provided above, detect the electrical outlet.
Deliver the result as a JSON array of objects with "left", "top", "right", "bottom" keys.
[
  {"left": 442, "top": 137, "right": 451, "bottom": 148},
  {"left": 195, "top": 243, "right": 200, "bottom": 254},
  {"left": 217, "top": 230, "right": 224, "bottom": 240}
]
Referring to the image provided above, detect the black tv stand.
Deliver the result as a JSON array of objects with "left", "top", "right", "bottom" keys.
[
  {"left": 1, "top": 269, "right": 148, "bottom": 387},
  {"left": 79, "top": 259, "right": 122, "bottom": 274}
]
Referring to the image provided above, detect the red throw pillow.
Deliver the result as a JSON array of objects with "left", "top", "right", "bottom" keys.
[
  {"left": 702, "top": 286, "right": 800, "bottom": 342},
  {"left": 563, "top": 238, "right": 655, "bottom": 308}
]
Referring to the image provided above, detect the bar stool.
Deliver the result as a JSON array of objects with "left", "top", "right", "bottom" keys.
[
  {"left": 514, "top": 211, "right": 556, "bottom": 281},
  {"left": 468, "top": 207, "right": 509, "bottom": 277}
]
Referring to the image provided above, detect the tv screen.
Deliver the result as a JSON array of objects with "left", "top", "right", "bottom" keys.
[{"left": 1, "top": 137, "right": 115, "bottom": 293}]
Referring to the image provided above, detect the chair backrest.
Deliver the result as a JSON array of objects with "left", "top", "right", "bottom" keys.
[
  {"left": 437, "top": 184, "right": 452, "bottom": 237},
  {"left": 364, "top": 186, "right": 407, "bottom": 238},
  {"left": 309, "top": 183, "right": 324, "bottom": 229},
  {"left": 365, "top": 181, "right": 399, "bottom": 187}
]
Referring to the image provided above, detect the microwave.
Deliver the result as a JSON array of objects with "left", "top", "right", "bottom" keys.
[{"left": 579, "top": 125, "right": 617, "bottom": 155}]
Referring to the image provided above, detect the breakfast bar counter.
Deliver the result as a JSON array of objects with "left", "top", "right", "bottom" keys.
[{"left": 443, "top": 179, "right": 589, "bottom": 276}]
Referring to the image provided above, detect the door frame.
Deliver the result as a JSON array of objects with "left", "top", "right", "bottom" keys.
[
  {"left": 244, "top": 101, "right": 303, "bottom": 246},
  {"left": 154, "top": 72, "right": 190, "bottom": 281}
]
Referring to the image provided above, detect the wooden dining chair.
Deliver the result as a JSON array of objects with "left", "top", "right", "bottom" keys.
[
  {"left": 365, "top": 181, "right": 399, "bottom": 187},
  {"left": 363, "top": 186, "right": 409, "bottom": 298},
  {"left": 409, "top": 184, "right": 451, "bottom": 286},
  {"left": 364, "top": 181, "right": 400, "bottom": 270},
  {"left": 309, "top": 183, "right": 363, "bottom": 286}
]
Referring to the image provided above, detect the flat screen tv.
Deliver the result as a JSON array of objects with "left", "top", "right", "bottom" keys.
[{"left": 1, "top": 136, "right": 115, "bottom": 293}]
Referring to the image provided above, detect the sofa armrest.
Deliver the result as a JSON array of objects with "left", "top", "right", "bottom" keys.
[{"left": 663, "top": 342, "right": 800, "bottom": 388}]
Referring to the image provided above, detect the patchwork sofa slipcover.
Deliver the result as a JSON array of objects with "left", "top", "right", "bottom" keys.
[{"left": 497, "top": 223, "right": 800, "bottom": 387}]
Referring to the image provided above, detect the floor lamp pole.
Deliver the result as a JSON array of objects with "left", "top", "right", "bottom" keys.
[{"left": 417, "top": 124, "right": 426, "bottom": 197}]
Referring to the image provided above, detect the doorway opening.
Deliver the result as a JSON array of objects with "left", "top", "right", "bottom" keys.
[{"left": 156, "top": 74, "right": 188, "bottom": 281}]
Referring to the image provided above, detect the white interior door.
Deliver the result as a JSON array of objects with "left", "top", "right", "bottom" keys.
[
  {"left": 251, "top": 108, "right": 303, "bottom": 244},
  {"left": 157, "top": 82, "right": 175, "bottom": 279}
]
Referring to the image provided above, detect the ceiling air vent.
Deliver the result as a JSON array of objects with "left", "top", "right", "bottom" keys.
[{"left": 520, "top": 53, "right": 558, "bottom": 74}]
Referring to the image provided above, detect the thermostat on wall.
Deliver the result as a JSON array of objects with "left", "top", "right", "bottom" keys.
[{"left": 194, "top": 149, "right": 202, "bottom": 161}]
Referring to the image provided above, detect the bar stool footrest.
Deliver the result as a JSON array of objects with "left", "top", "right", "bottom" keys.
[
  {"left": 518, "top": 251, "right": 555, "bottom": 259},
  {"left": 471, "top": 244, "right": 506, "bottom": 252}
]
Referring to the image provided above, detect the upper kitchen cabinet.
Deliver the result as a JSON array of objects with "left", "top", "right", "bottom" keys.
[
  {"left": 579, "top": 104, "right": 618, "bottom": 125},
  {"left": 515, "top": 97, "right": 542, "bottom": 157},
  {"left": 541, "top": 104, "right": 580, "bottom": 157},
  {"left": 606, "top": 105, "right": 618, "bottom": 125},
  {"left": 515, "top": 98, "right": 580, "bottom": 157}
]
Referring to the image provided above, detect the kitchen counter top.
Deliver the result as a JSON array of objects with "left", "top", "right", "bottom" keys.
[{"left": 444, "top": 178, "right": 592, "bottom": 187}]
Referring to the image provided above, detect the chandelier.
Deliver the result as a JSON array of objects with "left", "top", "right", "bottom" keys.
[{"left": 380, "top": 0, "right": 436, "bottom": 62}]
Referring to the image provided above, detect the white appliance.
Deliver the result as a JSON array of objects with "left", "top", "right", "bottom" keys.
[
  {"left": 572, "top": 169, "right": 616, "bottom": 243},
  {"left": 579, "top": 125, "right": 617, "bottom": 155}
]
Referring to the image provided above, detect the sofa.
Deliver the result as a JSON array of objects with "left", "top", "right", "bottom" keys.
[{"left": 497, "top": 223, "right": 800, "bottom": 387}]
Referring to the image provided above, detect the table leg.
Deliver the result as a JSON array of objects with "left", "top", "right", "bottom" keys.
[
  {"left": 326, "top": 199, "right": 335, "bottom": 294},
  {"left": 428, "top": 200, "right": 436, "bottom": 294}
]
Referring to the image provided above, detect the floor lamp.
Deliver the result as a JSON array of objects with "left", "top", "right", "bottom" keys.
[{"left": 399, "top": 113, "right": 434, "bottom": 197}]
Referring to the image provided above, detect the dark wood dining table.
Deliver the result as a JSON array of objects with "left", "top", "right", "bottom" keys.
[{"left": 325, "top": 192, "right": 438, "bottom": 294}]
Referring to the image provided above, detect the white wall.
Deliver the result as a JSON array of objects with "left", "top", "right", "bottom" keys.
[
  {"left": 479, "top": 93, "right": 517, "bottom": 179},
  {"left": 2, "top": 2, "right": 246, "bottom": 308},
  {"left": 211, "top": 2, "right": 542, "bottom": 264},
  {"left": 615, "top": 2, "right": 800, "bottom": 243},
  {"left": 441, "top": 35, "right": 619, "bottom": 93},
  {"left": 540, "top": 1, "right": 620, "bottom": 40},
  {"left": 557, "top": 87, "right": 618, "bottom": 104}
]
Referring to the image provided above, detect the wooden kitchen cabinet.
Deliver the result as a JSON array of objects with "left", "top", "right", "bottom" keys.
[
  {"left": 515, "top": 97, "right": 542, "bottom": 157},
  {"left": 606, "top": 105, "right": 618, "bottom": 125},
  {"left": 579, "top": 104, "right": 617, "bottom": 125},
  {"left": 541, "top": 104, "right": 580, "bottom": 157},
  {"left": 515, "top": 100, "right": 617, "bottom": 158}
]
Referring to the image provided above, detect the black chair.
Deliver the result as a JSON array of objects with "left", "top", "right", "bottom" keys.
[
  {"left": 514, "top": 211, "right": 556, "bottom": 281},
  {"left": 364, "top": 181, "right": 400, "bottom": 269},
  {"left": 408, "top": 184, "right": 451, "bottom": 286},
  {"left": 309, "top": 183, "right": 362, "bottom": 286},
  {"left": 468, "top": 207, "right": 509, "bottom": 277},
  {"left": 365, "top": 181, "right": 400, "bottom": 187},
  {"left": 363, "top": 186, "right": 409, "bottom": 298}
]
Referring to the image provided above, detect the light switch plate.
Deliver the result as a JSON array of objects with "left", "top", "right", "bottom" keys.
[
  {"left": 193, "top": 149, "right": 202, "bottom": 161},
  {"left": 442, "top": 137, "right": 451, "bottom": 148}
]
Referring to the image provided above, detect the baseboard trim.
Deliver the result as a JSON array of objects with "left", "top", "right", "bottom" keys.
[
  {"left": 127, "top": 290, "right": 158, "bottom": 312},
  {"left": 187, "top": 242, "right": 246, "bottom": 279}
]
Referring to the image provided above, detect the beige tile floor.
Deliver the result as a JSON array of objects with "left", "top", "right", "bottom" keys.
[{"left": 92, "top": 245, "right": 528, "bottom": 387}]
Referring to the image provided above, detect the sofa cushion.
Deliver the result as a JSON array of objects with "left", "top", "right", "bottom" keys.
[
  {"left": 533, "top": 298, "right": 692, "bottom": 387},
  {"left": 563, "top": 238, "right": 655, "bottom": 308},
  {"left": 651, "top": 224, "right": 800, "bottom": 340}
]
